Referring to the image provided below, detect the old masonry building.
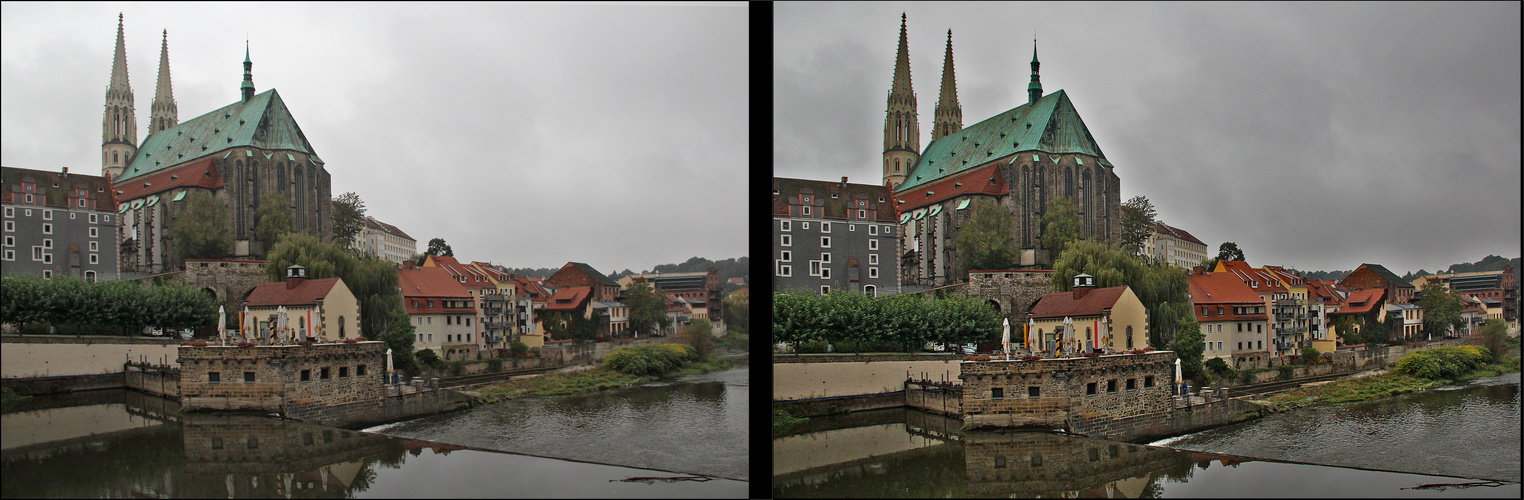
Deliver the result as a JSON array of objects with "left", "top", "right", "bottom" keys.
[
  {"left": 101, "top": 14, "right": 332, "bottom": 274},
  {"left": 884, "top": 15, "right": 1122, "bottom": 288}
]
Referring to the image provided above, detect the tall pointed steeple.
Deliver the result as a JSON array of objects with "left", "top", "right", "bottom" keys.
[
  {"left": 1028, "top": 37, "right": 1043, "bottom": 105},
  {"left": 933, "top": 29, "right": 962, "bottom": 141},
  {"left": 149, "top": 29, "right": 178, "bottom": 135},
  {"left": 241, "top": 41, "right": 255, "bottom": 102},
  {"left": 883, "top": 12, "right": 920, "bottom": 190},
  {"left": 102, "top": 13, "right": 138, "bottom": 179}
]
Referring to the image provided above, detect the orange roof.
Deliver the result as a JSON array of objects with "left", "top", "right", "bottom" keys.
[
  {"left": 397, "top": 266, "right": 472, "bottom": 300},
  {"left": 1217, "top": 261, "right": 1287, "bottom": 294},
  {"left": 1029, "top": 286, "right": 1129, "bottom": 319},
  {"left": 425, "top": 255, "right": 496, "bottom": 290},
  {"left": 1338, "top": 288, "right": 1386, "bottom": 314},
  {"left": 1189, "top": 273, "right": 1268, "bottom": 322},
  {"left": 244, "top": 278, "right": 341, "bottom": 308},
  {"left": 510, "top": 275, "right": 552, "bottom": 302},
  {"left": 545, "top": 286, "right": 591, "bottom": 310},
  {"left": 111, "top": 157, "right": 223, "bottom": 202},
  {"left": 892, "top": 163, "right": 1008, "bottom": 212},
  {"left": 1305, "top": 279, "right": 1344, "bottom": 304}
]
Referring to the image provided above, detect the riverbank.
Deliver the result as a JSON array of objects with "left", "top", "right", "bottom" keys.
[
  {"left": 1258, "top": 350, "right": 1520, "bottom": 414},
  {"left": 472, "top": 356, "right": 734, "bottom": 404}
]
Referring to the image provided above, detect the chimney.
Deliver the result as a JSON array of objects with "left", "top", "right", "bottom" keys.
[
  {"left": 1072, "top": 273, "right": 1095, "bottom": 300},
  {"left": 840, "top": 176, "right": 849, "bottom": 187},
  {"left": 285, "top": 264, "right": 308, "bottom": 289}
]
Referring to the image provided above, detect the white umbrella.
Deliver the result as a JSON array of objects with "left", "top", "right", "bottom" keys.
[
  {"left": 278, "top": 306, "right": 288, "bottom": 345},
  {"left": 218, "top": 305, "right": 226, "bottom": 346},
  {"left": 386, "top": 348, "right": 394, "bottom": 384},
  {"left": 1175, "top": 357, "right": 1184, "bottom": 393},
  {"left": 314, "top": 303, "right": 323, "bottom": 342},
  {"left": 1002, "top": 318, "right": 1010, "bottom": 360},
  {"left": 243, "top": 306, "right": 252, "bottom": 344},
  {"left": 1027, "top": 318, "right": 1035, "bottom": 352}
]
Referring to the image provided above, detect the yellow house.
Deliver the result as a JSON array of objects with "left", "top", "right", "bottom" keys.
[
  {"left": 1022, "top": 274, "right": 1149, "bottom": 356},
  {"left": 242, "top": 265, "right": 361, "bottom": 343}
]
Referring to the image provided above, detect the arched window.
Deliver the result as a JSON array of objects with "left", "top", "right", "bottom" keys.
[
  {"left": 895, "top": 159, "right": 900, "bottom": 173},
  {"left": 864, "top": 285, "right": 876, "bottom": 297},
  {"left": 113, "top": 152, "right": 119, "bottom": 163}
]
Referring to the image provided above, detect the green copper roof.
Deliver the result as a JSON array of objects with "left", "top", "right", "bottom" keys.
[
  {"left": 956, "top": 199, "right": 970, "bottom": 210},
  {"left": 117, "top": 89, "right": 321, "bottom": 182},
  {"left": 895, "top": 89, "right": 1109, "bottom": 193},
  {"left": 171, "top": 190, "right": 186, "bottom": 202}
]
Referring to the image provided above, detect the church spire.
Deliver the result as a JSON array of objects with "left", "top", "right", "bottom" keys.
[
  {"left": 882, "top": 12, "right": 920, "bottom": 190},
  {"left": 149, "top": 29, "right": 178, "bottom": 135},
  {"left": 1028, "top": 37, "right": 1043, "bottom": 104},
  {"left": 241, "top": 41, "right": 255, "bottom": 102},
  {"left": 102, "top": 13, "right": 138, "bottom": 179},
  {"left": 933, "top": 29, "right": 962, "bottom": 141}
]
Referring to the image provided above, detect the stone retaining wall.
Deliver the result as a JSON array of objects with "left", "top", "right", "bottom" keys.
[{"left": 1, "top": 335, "right": 180, "bottom": 378}]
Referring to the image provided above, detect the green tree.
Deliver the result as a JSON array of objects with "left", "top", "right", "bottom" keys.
[
  {"left": 1171, "top": 313, "right": 1207, "bottom": 383},
  {"left": 381, "top": 307, "right": 417, "bottom": 374},
  {"left": 171, "top": 190, "right": 233, "bottom": 261},
  {"left": 263, "top": 233, "right": 401, "bottom": 339},
  {"left": 253, "top": 191, "right": 294, "bottom": 255},
  {"left": 1199, "top": 257, "right": 1219, "bottom": 272},
  {"left": 625, "top": 280, "right": 672, "bottom": 335},
  {"left": 722, "top": 291, "right": 748, "bottom": 335},
  {"left": 1476, "top": 319, "right": 1508, "bottom": 362},
  {"left": 1216, "top": 242, "right": 1245, "bottom": 262},
  {"left": 1333, "top": 314, "right": 1364, "bottom": 346},
  {"left": 331, "top": 192, "right": 368, "bottom": 250},
  {"left": 1119, "top": 196, "right": 1157, "bottom": 258},
  {"left": 1041, "top": 197, "right": 1083, "bottom": 261},
  {"left": 568, "top": 311, "right": 600, "bottom": 343},
  {"left": 1299, "top": 346, "right": 1322, "bottom": 365},
  {"left": 426, "top": 237, "right": 453, "bottom": 257},
  {"left": 1049, "top": 239, "right": 1191, "bottom": 348},
  {"left": 1415, "top": 282, "right": 1464, "bottom": 337},
  {"left": 951, "top": 199, "right": 1019, "bottom": 278},
  {"left": 680, "top": 318, "right": 715, "bottom": 359}
]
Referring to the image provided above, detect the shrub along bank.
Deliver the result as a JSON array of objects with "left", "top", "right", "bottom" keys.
[
  {"left": 1262, "top": 345, "right": 1516, "bottom": 413},
  {"left": 474, "top": 343, "right": 731, "bottom": 403}
]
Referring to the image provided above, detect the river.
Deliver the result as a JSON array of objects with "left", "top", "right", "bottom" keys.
[
  {"left": 773, "top": 371, "right": 1521, "bottom": 497},
  {"left": 1, "top": 359, "right": 749, "bottom": 498}
]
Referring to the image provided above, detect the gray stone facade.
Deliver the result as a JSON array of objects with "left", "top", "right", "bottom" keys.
[
  {"left": 2, "top": 167, "right": 120, "bottom": 281},
  {"left": 773, "top": 177, "right": 900, "bottom": 296},
  {"left": 966, "top": 270, "right": 1056, "bottom": 323},
  {"left": 178, "top": 341, "right": 386, "bottom": 412},
  {"left": 960, "top": 351, "right": 1175, "bottom": 429}
]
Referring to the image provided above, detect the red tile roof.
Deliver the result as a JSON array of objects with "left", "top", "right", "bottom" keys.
[
  {"left": 397, "top": 266, "right": 472, "bottom": 300},
  {"left": 1029, "top": 286, "right": 1129, "bottom": 319},
  {"left": 545, "top": 286, "right": 591, "bottom": 311},
  {"left": 891, "top": 163, "right": 1008, "bottom": 212},
  {"left": 1337, "top": 288, "right": 1386, "bottom": 314},
  {"left": 111, "top": 157, "right": 223, "bottom": 202},
  {"left": 244, "top": 277, "right": 342, "bottom": 308},
  {"left": 426, "top": 255, "right": 495, "bottom": 291},
  {"left": 1217, "top": 261, "right": 1287, "bottom": 294},
  {"left": 1305, "top": 279, "right": 1344, "bottom": 304},
  {"left": 1189, "top": 273, "right": 1268, "bottom": 322},
  {"left": 510, "top": 275, "right": 552, "bottom": 303},
  {"left": 1153, "top": 221, "right": 1205, "bottom": 246}
]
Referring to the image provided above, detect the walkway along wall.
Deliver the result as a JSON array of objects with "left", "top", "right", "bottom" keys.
[
  {"left": 774, "top": 353, "right": 962, "bottom": 416},
  {"left": 2, "top": 335, "right": 180, "bottom": 395}
]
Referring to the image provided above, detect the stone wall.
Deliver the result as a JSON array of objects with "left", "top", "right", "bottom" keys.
[
  {"left": 177, "top": 259, "right": 269, "bottom": 315},
  {"left": 774, "top": 355, "right": 962, "bottom": 400},
  {"left": 966, "top": 270, "right": 1055, "bottom": 323},
  {"left": 283, "top": 386, "right": 472, "bottom": 430},
  {"left": 1, "top": 335, "right": 180, "bottom": 378},
  {"left": 960, "top": 352, "right": 1174, "bottom": 429},
  {"left": 963, "top": 432, "right": 1180, "bottom": 497},
  {"left": 772, "top": 392, "right": 905, "bottom": 419},
  {"left": 905, "top": 380, "right": 962, "bottom": 416},
  {"left": 178, "top": 342, "right": 386, "bottom": 412},
  {"left": 1069, "top": 397, "right": 1260, "bottom": 443},
  {"left": 124, "top": 361, "right": 180, "bottom": 398}
]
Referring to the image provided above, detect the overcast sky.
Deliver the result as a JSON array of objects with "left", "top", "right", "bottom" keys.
[
  {"left": 2, "top": 2, "right": 748, "bottom": 275},
  {"left": 775, "top": 2, "right": 1520, "bottom": 276}
]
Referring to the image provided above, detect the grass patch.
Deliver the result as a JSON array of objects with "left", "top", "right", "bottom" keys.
[
  {"left": 1, "top": 386, "right": 31, "bottom": 411},
  {"left": 715, "top": 331, "right": 749, "bottom": 351},
  {"left": 774, "top": 408, "right": 808, "bottom": 433},
  {"left": 1455, "top": 357, "right": 1521, "bottom": 381},
  {"left": 1264, "top": 371, "right": 1441, "bottom": 412},
  {"left": 473, "top": 352, "right": 735, "bottom": 404}
]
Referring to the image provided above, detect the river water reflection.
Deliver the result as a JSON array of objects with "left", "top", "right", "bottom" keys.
[
  {"left": 774, "top": 405, "right": 1520, "bottom": 498},
  {"left": 1, "top": 388, "right": 745, "bottom": 498}
]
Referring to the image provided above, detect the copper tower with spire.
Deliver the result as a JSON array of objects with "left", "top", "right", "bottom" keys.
[
  {"left": 933, "top": 29, "right": 962, "bottom": 141},
  {"left": 149, "top": 29, "right": 178, "bottom": 136},
  {"left": 101, "top": 13, "right": 138, "bottom": 179}
]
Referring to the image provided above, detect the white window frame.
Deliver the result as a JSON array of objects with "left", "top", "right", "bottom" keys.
[
  {"left": 42, "top": 269, "right": 52, "bottom": 279},
  {"left": 89, "top": 227, "right": 99, "bottom": 238},
  {"left": 849, "top": 224, "right": 855, "bottom": 232},
  {"left": 869, "top": 267, "right": 879, "bottom": 279},
  {"left": 779, "top": 250, "right": 791, "bottom": 262},
  {"left": 24, "top": 209, "right": 31, "bottom": 217},
  {"left": 780, "top": 220, "right": 791, "bottom": 232},
  {"left": 89, "top": 213, "right": 98, "bottom": 224},
  {"left": 89, "top": 253, "right": 99, "bottom": 265},
  {"left": 32, "top": 246, "right": 42, "bottom": 261},
  {"left": 869, "top": 224, "right": 878, "bottom": 235},
  {"left": 869, "top": 254, "right": 878, "bottom": 265},
  {"left": 884, "top": 225, "right": 893, "bottom": 234},
  {"left": 42, "top": 253, "right": 52, "bottom": 264},
  {"left": 801, "top": 221, "right": 809, "bottom": 230},
  {"left": 821, "top": 236, "right": 831, "bottom": 248},
  {"left": 821, "top": 221, "right": 831, "bottom": 233},
  {"left": 42, "top": 209, "right": 52, "bottom": 220},
  {"left": 3, "top": 236, "right": 11, "bottom": 247},
  {"left": 2, "top": 207, "right": 11, "bottom": 218},
  {"left": 42, "top": 238, "right": 51, "bottom": 249},
  {"left": 103, "top": 215, "right": 110, "bottom": 222},
  {"left": 70, "top": 212, "right": 76, "bottom": 219},
  {"left": 802, "top": 205, "right": 812, "bottom": 216},
  {"left": 2, "top": 249, "right": 12, "bottom": 261},
  {"left": 821, "top": 267, "right": 831, "bottom": 280},
  {"left": 858, "top": 209, "right": 866, "bottom": 219},
  {"left": 42, "top": 223, "right": 52, "bottom": 235},
  {"left": 4, "top": 220, "right": 14, "bottom": 232},
  {"left": 821, "top": 285, "right": 830, "bottom": 295},
  {"left": 869, "top": 239, "right": 879, "bottom": 250},
  {"left": 780, "top": 234, "right": 792, "bottom": 247},
  {"left": 777, "top": 263, "right": 791, "bottom": 277},
  {"left": 809, "top": 260, "right": 822, "bottom": 276},
  {"left": 864, "top": 285, "right": 876, "bottom": 297},
  {"left": 821, "top": 252, "right": 831, "bottom": 263}
]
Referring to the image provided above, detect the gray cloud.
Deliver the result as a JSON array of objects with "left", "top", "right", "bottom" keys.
[{"left": 774, "top": 1, "right": 1520, "bottom": 275}]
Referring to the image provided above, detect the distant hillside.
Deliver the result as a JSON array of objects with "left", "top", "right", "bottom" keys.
[
  {"left": 1292, "top": 269, "right": 1351, "bottom": 282},
  {"left": 1402, "top": 255, "right": 1521, "bottom": 281},
  {"left": 503, "top": 257, "right": 749, "bottom": 290}
]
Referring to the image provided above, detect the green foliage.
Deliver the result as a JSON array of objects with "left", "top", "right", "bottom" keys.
[
  {"left": 722, "top": 291, "right": 749, "bottom": 335},
  {"left": 1119, "top": 196, "right": 1157, "bottom": 257},
  {"left": 448, "top": 363, "right": 466, "bottom": 376},
  {"left": 773, "top": 408, "right": 808, "bottom": 434},
  {"left": 1476, "top": 319, "right": 1509, "bottom": 362},
  {"left": 1216, "top": 242, "right": 1245, "bottom": 262},
  {"left": 1276, "top": 365, "right": 1295, "bottom": 381},
  {"left": 330, "top": 192, "right": 367, "bottom": 250},
  {"left": 425, "top": 237, "right": 453, "bottom": 257},
  {"left": 1040, "top": 197, "right": 1083, "bottom": 261},
  {"left": 1299, "top": 346, "right": 1323, "bottom": 365},
  {"left": 509, "top": 341, "right": 530, "bottom": 358},
  {"left": 625, "top": 280, "right": 672, "bottom": 336},
  {"left": 1204, "top": 357, "right": 1235, "bottom": 379},
  {"left": 1394, "top": 346, "right": 1491, "bottom": 380},
  {"left": 485, "top": 358, "right": 504, "bottom": 373},
  {"left": 253, "top": 191, "right": 294, "bottom": 255},
  {"left": 1, "top": 274, "right": 216, "bottom": 335},
  {"left": 171, "top": 190, "right": 233, "bottom": 261},
  {"left": 381, "top": 307, "right": 417, "bottom": 373},
  {"left": 2, "top": 385, "right": 32, "bottom": 410},
  {"left": 1171, "top": 314, "right": 1207, "bottom": 383},
  {"left": 1048, "top": 239, "right": 1190, "bottom": 348},
  {"left": 1415, "top": 282, "right": 1464, "bottom": 337},
  {"left": 414, "top": 348, "right": 445, "bottom": 369},
  {"left": 1333, "top": 314, "right": 1363, "bottom": 346},
  {"left": 568, "top": 311, "right": 600, "bottom": 343},
  {"left": 263, "top": 233, "right": 401, "bottom": 339},
  {"left": 771, "top": 290, "right": 1002, "bottom": 353},
  {"left": 601, "top": 344, "right": 699, "bottom": 376},
  {"left": 680, "top": 318, "right": 715, "bottom": 359},
  {"left": 1199, "top": 257, "right": 1219, "bottom": 272},
  {"left": 951, "top": 199, "right": 1019, "bottom": 278}
]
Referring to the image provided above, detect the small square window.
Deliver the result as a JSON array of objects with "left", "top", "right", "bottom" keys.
[
  {"left": 247, "top": 438, "right": 259, "bottom": 449},
  {"left": 1028, "top": 386, "right": 1040, "bottom": 398},
  {"left": 104, "top": 215, "right": 110, "bottom": 222},
  {"left": 1126, "top": 378, "right": 1137, "bottom": 391},
  {"left": 89, "top": 227, "right": 98, "bottom": 238},
  {"left": 301, "top": 369, "right": 311, "bottom": 381},
  {"left": 869, "top": 239, "right": 879, "bottom": 250},
  {"left": 1031, "top": 455, "right": 1043, "bottom": 467},
  {"left": 821, "top": 222, "right": 830, "bottom": 233},
  {"left": 1107, "top": 380, "right": 1117, "bottom": 393},
  {"left": 244, "top": 372, "right": 256, "bottom": 383},
  {"left": 780, "top": 250, "right": 791, "bottom": 262},
  {"left": 780, "top": 220, "right": 791, "bottom": 232},
  {"left": 869, "top": 225, "right": 878, "bottom": 235},
  {"left": 1145, "top": 376, "right": 1155, "bottom": 388},
  {"left": 357, "top": 365, "right": 367, "bottom": 376},
  {"left": 89, "top": 241, "right": 98, "bottom": 251},
  {"left": 321, "top": 367, "right": 331, "bottom": 380},
  {"left": 802, "top": 206, "right": 812, "bottom": 216},
  {"left": 778, "top": 264, "right": 791, "bottom": 277},
  {"left": 821, "top": 236, "right": 831, "bottom": 248},
  {"left": 820, "top": 285, "right": 830, "bottom": 294},
  {"left": 339, "top": 367, "right": 349, "bottom": 378},
  {"left": 211, "top": 438, "right": 223, "bottom": 449},
  {"left": 208, "top": 372, "right": 221, "bottom": 383},
  {"left": 821, "top": 267, "right": 830, "bottom": 280},
  {"left": 90, "top": 254, "right": 98, "bottom": 264},
  {"left": 991, "top": 387, "right": 1004, "bottom": 399},
  {"left": 42, "top": 210, "right": 52, "bottom": 220},
  {"left": 42, "top": 223, "right": 52, "bottom": 234},
  {"left": 869, "top": 267, "right": 878, "bottom": 279},
  {"left": 780, "top": 234, "right": 791, "bottom": 247},
  {"left": 89, "top": 213, "right": 98, "bottom": 223},
  {"left": 1087, "top": 382, "right": 1097, "bottom": 395},
  {"left": 869, "top": 254, "right": 879, "bottom": 265},
  {"left": 994, "top": 456, "right": 1007, "bottom": 468}
]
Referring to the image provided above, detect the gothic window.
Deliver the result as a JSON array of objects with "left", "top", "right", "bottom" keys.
[
  {"left": 895, "top": 159, "right": 900, "bottom": 173},
  {"left": 1022, "top": 166, "right": 1032, "bottom": 246},
  {"left": 1064, "top": 167, "right": 1074, "bottom": 200},
  {"left": 113, "top": 152, "right": 119, "bottom": 163}
]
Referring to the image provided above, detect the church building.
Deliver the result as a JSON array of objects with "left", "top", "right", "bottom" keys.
[
  {"left": 101, "top": 14, "right": 332, "bottom": 274},
  {"left": 884, "top": 14, "right": 1122, "bottom": 288}
]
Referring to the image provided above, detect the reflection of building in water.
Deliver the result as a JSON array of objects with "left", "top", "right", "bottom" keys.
[
  {"left": 963, "top": 432, "right": 1185, "bottom": 498},
  {"left": 181, "top": 415, "right": 394, "bottom": 475}
]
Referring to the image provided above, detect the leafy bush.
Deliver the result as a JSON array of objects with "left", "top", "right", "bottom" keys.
[
  {"left": 415, "top": 348, "right": 445, "bottom": 369},
  {"left": 1299, "top": 346, "right": 1322, "bottom": 365},
  {"left": 486, "top": 358, "right": 503, "bottom": 373},
  {"left": 1394, "top": 346, "right": 1492, "bottom": 380},
  {"left": 601, "top": 344, "right": 698, "bottom": 376},
  {"left": 773, "top": 290, "right": 1002, "bottom": 353},
  {"left": 1205, "top": 357, "right": 1235, "bottom": 378},
  {"left": 509, "top": 341, "right": 530, "bottom": 358},
  {"left": 448, "top": 363, "right": 465, "bottom": 376}
]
